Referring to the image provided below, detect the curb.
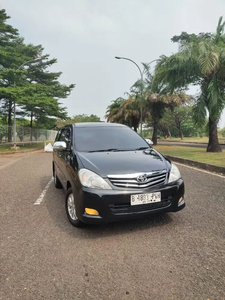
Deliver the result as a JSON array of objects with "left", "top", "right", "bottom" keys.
[
  {"left": 159, "top": 141, "right": 225, "bottom": 146},
  {"left": 166, "top": 155, "right": 225, "bottom": 175},
  {"left": 0, "top": 148, "right": 44, "bottom": 155}
]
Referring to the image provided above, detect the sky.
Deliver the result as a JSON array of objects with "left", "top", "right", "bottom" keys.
[{"left": 1, "top": 0, "right": 225, "bottom": 128}]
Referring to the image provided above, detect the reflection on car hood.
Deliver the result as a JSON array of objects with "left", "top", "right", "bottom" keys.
[{"left": 77, "top": 149, "right": 169, "bottom": 177}]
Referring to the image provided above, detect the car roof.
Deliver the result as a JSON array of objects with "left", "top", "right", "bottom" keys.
[{"left": 72, "top": 122, "right": 126, "bottom": 128}]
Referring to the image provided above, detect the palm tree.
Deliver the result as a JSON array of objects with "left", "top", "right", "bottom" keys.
[
  {"left": 117, "top": 96, "right": 141, "bottom": 132},
  {"left": 145, "top": 90, "right": 190, "bottom": 144},
  {"left": 154, "top": 17, "right": 225, "bottom": 152},
  {"left": 131, "top": 64, "right": 190, "bottom": 144},
  {"left": 105, "top": 97, "right": 127, "bottom": 124},
  {"left": 105, "top": 97, "right": 141, "bottom": 132}
]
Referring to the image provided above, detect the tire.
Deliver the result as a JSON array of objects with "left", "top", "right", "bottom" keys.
[
  {"left": 65, "top": 187, "right": 83, "bottom": 227},
  {"left": 53, "top": 168, "right": 62, "bottom": 189}
]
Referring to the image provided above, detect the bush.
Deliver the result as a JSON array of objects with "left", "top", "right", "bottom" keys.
[{"left": 219, "top": 128, "right": 225, "bottom": 137}]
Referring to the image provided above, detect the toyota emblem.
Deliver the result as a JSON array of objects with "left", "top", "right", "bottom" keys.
[{"left": 137, "top": 174, "right": 148, "bottom": 183}]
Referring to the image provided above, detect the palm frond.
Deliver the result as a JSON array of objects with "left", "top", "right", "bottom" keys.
[
  {"left": 198, "top": 42, "right": 220, "bottom": 75},
  {"left": 192, "top": 95, "right": 207, "bottom": 126},
  {"left": 207, "top": 75, "right": 225, "bottom": 120},
  {"left": 215, "top": 16, "right": 225, "bottom": 42}
]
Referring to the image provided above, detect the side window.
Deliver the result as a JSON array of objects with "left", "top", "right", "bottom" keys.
[
  {"left": 55, "top": 129, "right": 61, "bottom": 142},
  {"left": 58, "top": 128, "right": 71, "bottom": 148}
]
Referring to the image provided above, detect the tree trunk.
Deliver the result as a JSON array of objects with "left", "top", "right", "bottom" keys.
[
  {"left": 179, "top": 128, "right": 184, "bottom": 140},
  {"left": 8, "top": 100, "right": 13, "bottom": 142},
  {"left": 175, "top": 116, "right": 184, "bottom": 139},
  {"left": 152, "top": 122, "right": 158, "bottom": 145},
  {"left": 207, "top": 118, "right": 222, "bottom": 152},
  {"left": 132, "top": 118, "right": 138, "bottom": 133}
]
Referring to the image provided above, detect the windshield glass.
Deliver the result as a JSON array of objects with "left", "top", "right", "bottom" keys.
[{"left": 74, "top": 126, "right": 149, "bottom": 152}]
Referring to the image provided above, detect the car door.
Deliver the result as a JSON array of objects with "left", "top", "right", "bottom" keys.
[{"left": 54, "top": 126, "right": 72, "bottom": 189}]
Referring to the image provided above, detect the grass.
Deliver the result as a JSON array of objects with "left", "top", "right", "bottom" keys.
[
  {"left": 1, "top": 141, "right": 225, "bottom": 167},
  {"left": 159, "top": 136, "right": 225, "bottom": 144},
  {"left": 154, "top": 145, "right": 225, "bottom": 167},
  {"left": 0, "top": 142, "right": 45, "bottom": 153}
]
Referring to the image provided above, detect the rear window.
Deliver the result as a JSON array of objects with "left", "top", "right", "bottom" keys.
[{"left": 74, "top": 126, "right": 148, "bottom": 152}]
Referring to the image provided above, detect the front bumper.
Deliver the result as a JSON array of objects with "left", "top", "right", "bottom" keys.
[{"left": 75, "top": 179, "right": 185, "bottom": 224}]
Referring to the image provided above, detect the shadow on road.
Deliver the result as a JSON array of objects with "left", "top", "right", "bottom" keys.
[
  {"left": 79, "top": 213, "right": 174, "bottom": 239},
  {"left": 45, "top": 184, "right": 175, "bottom": 239}
]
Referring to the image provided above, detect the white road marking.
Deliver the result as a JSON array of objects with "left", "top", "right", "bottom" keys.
[
  {"left": 34, "top": 178, "right": 53, "bottom": 205},
  {"left": 174, "top": 162, "right": 225, "bottom": 179}
]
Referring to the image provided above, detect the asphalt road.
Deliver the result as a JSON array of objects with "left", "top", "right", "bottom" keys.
[
  {"left": 0, "top": 152, "right": 225, "bottom": 300},
  {"left": 158, "top": 141, "right": 225, "bottom": 150}
]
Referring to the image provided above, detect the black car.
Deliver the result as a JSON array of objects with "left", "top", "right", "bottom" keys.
[{"left": 53, "top": 122, "right": 185, "bottom": 227}]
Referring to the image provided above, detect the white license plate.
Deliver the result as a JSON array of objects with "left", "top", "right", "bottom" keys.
[{"left": 130, "top": 192, "right": 161, "bottom": 206}]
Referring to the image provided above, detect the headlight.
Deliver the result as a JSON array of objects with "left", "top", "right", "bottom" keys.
[
  {"left": 168, "top": 163, "right": 181, "bottom": 183},
  {"left": 78, "top": 169, "right": 112, "bottom": 190}
]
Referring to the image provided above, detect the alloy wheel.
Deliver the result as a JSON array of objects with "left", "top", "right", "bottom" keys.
[{"left": 67, "top": 193, "right": 78, "bottom": 220}]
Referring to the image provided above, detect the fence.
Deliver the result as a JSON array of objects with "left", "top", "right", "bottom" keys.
[{"left": 0, "top": 125, "right": 57, "bottom": 145}]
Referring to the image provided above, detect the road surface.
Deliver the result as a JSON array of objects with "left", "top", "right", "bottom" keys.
[{"left": 0, "top": 152, "right": 225, "bottom": 300}]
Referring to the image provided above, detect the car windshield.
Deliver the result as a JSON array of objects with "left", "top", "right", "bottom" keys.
[{"left": 74, "top": 126, "right": 149, "bottom": 152}]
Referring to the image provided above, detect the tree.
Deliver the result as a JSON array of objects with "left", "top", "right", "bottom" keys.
[
  {"left": 106, "top": 63, "right": 190, "bottom": 141},
  {"left": 117, "top": 96, "right": 141, "bottom": 132},
  {"left": 56, "top": 114, "right": 101, "bottom": 128},
  {"left": 0, "top": 9, "right": 75, "bottom": 142},
  {"left": 219, "top": 127, "right": 225, "bottom": 137},
  {"left": 154, "top": 17, "right": 225, "bottom": 152},
  {"left": 105, "top": 97, "right": 141, "bottom": 132},
  {"left": 0, "top": 9, "right": 20, "bottom": 141},
  {"left": 145, "top": 91, "right": 190, "bottom": 144},
  {"left": 171, "top": 106, "right": 194, "bottom": 139},
  {"left": 105, "top": 98, "right": 126, "bottom": 124},
  {"left": 159, "top": 106, "right": 202, "bottom": 138},
  {"left": 72, "top": 114, "right": 101, "bottom": 123},
  {"left": 131, "top": 63, "right": 190, "bottom": 144},
  {"left": 18, "top": 52, "right": 74, "bottom": 127}
]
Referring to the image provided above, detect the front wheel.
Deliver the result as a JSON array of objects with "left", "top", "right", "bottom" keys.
[{"left": 65, "top": 188, "right": 83, "bottom": 227}]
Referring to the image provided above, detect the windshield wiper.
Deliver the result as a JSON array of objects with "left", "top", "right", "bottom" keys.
[
  {"left": 135, "top": 146, "right": 150, "bottom": 150},
  {"left": 88, "top": 148, "right": 122, "bottom": 153}
]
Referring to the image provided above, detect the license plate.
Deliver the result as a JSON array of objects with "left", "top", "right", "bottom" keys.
[{"left": 130, "top": 192, "right": 161, "bottom": 206}]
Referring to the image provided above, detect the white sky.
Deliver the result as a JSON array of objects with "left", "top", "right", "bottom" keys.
[{"left": 1, "top": 0, "right": 225, "bottom": 127}]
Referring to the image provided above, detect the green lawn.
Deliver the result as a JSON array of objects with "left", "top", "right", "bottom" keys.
[
  {"left": 159, "top": 136, "right": 225, "bottom": 144},
  {"left": 1, "top": 142, "right": 225, "bottom": 167},
  {"left": 154, "top": 145, "right": 225, "bottom": 167},
  {"left": 0, "top": 142, "right": 44, "bottom": 153}
]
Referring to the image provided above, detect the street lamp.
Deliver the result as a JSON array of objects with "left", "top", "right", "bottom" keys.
[
  {"left": 115, "top": 56, "right": 159, "bottom": 136},
  {"left": 115, "top": 56, "right": 144, "bottom": 136},
  {"left": 13, "top": 58, "right": 41, "bottom": 148}
]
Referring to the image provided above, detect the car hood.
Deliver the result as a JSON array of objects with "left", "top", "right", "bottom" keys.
[{"left": 77, "top": 149, "right": 169, "bottom": 177}]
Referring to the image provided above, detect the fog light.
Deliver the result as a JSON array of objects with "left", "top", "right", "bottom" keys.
[
  {"left": 178, "top": 197, "right": 185, "bottom": 207},
  {"left": 85, "top": 208, "right": 99, "bottom": 216}
]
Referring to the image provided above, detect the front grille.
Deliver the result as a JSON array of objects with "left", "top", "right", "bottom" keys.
[
  {"left": 107, "top": 170, "right": 167, "bottom": 189},
  {"left": 109, "top": 197, "right": 172, "bottom": 215}
]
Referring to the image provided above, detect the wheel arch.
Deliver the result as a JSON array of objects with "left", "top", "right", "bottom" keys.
[
  {"left": 52, "top": 161, "right": 55, "bottom": 175},
  {"left": 67, "top": 181, "right": 72, "bottom": 191}
]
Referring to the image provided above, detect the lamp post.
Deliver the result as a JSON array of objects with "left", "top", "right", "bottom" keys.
[
  {"left": 13, "top": 58, "right": 41, "bottom": 148},
  {"left": 115, "top": 57, "right": 159, "bottom": 136},
  {"left": 115, "top": 56, "right": 144, "bottom": 136}
]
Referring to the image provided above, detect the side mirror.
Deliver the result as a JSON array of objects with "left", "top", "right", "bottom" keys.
[
  {"left": 53, "top": 141, "right": 67, "bottom": 151},
  {"left": 145, "top": 138, "right": 153, "bottom": 146}
]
